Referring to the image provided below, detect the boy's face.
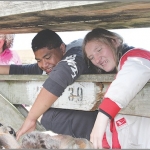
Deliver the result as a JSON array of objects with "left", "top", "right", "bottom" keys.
[{"left": 34, "top": 46, "right": 64, "bottom": 74}]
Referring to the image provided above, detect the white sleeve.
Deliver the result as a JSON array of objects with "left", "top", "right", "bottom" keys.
[{"left": 104, "top": 57, "right": 150, "bottom": 108}]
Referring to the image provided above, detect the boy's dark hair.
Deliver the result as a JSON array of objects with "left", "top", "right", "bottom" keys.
[{"left": 32, "top": 29, "right": 63, "bottom": 52}]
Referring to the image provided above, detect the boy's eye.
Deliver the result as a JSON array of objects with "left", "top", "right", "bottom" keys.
[
  {"left": 37, "top": 60, "right": 41, "bottom": 62},
  {"left": 45, "top": 56, "right": 51, "bottom": 59},
  {"left": 45, "top": 55, "right": 51, "bottom": 60}
]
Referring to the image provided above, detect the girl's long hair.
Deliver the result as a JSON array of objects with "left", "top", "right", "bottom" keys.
[{"left": 82, "top": 28, "right": 123, "bottom": 74}]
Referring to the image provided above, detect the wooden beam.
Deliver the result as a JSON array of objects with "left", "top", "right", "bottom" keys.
[
  {"left": 0, "top": 1, "right": 150, "bottom": 33},
  {"left": 0, "top": 74, "right": 116, "bottom": 82},
  {"left": 0, "top": 94, "right": 45, "bottom": 136},
  {"left": 0, "top": 74, "right": 149, "bottom": 82},
  {"left": 0, "top": 74, "right": 150, "bottom": 117}
]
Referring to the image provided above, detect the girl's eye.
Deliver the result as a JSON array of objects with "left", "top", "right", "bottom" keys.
[
  {"left": 89, "top": 57, "right": 93, "bottom": 61},
  {"left": 97, "top": 48, "right": 102, "bottom": 52}
]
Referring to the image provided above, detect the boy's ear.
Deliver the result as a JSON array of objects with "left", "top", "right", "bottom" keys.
[{"left": 60, "top": 43, "right": 66, "bottom": 55}]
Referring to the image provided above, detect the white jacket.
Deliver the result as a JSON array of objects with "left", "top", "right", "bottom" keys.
[
  {"left": 100, "top": 48, "right": 150, "bottom": 149},
  {"left": 105, "top": 114, "right": 150, "bottom": 149}
]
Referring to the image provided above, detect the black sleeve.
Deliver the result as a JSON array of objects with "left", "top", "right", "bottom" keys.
[
  {"left": 43, "top": 46, "right": 89, "bottom": 97},
  {"left": 99, "top": 109, "right": 112, "bottom": 119},
  {"left": 9, "top": 63, "right": 43, "bottom": 75}
]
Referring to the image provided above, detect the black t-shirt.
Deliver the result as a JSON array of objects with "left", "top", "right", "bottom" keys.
[{"left": 9, "top": 40, "right": 92, "bottom": 97}]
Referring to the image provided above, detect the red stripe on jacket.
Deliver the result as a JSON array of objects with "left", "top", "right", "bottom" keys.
[
  {"left": 101, "top": 48, "right": 150, "bottom": 149},
  {"left": 120, "top": 48, "right": 150, "bottom": 69},
  {"left": 99, "top": 48, "right": 150, "bottom": 118}
]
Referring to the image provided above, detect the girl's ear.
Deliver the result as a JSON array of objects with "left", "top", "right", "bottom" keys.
[
  {"left": 60, "top": 43, "right": 66, "bottom": 55},
  {"left": 111, "top": 38, "right": 121, "bottom": 48}
]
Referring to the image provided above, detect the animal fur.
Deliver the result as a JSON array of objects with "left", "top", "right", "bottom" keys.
[
  {"left": 0, "top": 126, "right": 94, "bottom": 149},
  {"left": 0, "top": 126, "right": 20, "bottom": 149}
]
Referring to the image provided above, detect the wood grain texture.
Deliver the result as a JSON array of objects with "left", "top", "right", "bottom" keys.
[
  {"left": 0, "top": 75, "right": 150, "bottom": 117},
  {"left": 0, "top": 1, "right": 150, "bottom": 33}
]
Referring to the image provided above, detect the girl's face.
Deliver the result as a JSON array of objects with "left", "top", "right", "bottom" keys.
[{"left": 85, "top": 40, "right": 116, "bottom": 72}]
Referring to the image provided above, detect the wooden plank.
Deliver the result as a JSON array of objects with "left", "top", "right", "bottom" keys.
[
  {"left": 0, "top": 1, "right": 150, "bottom": 33},
  {"left": 0, "top": 74, "right": 150, "bottom": 117},
  {"left": 0, "top": 1, "right": 102, "bottom": 17},
  {"left": 0, "top": 94, "right": 45, "bottom": 138},
  {"left": 119, "top": 83, "right": 150, "bottom": 117},
  {"left": 0, "top": 94, "right": 25, "bottom": 130},
  {"left": 0, "top": 80, "right": 106, "bottom": 110},
  {"left": 0, "top": 74, "right": 149, "bottom": 82},
  {"left": 0, "top": 74, "right": 116, "bottom": 81},
  {"left": 54, "top": 82, "right": 107, "bottom": 111}
]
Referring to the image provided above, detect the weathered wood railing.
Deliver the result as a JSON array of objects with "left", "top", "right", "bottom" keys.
[
  {"left": 0, "top": 1, "right": 150, "bottom": 34},
  {"left": 0, "top": 74, "right": 150, "bottom": 117}
]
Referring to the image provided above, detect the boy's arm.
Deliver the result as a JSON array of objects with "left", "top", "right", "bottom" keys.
[
  {"left": 16, "top": 46, "right": 90, "bottom": 139},
  {"left": 9, "top": 63, "right": 43, "bottom": 75},
  {"left": 0, "top": 64, "right": 43, "bottom": 75}
]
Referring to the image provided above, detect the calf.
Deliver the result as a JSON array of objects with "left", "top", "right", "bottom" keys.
[{"left": 0, "top": 126, "right": 94, "bottom": 149}]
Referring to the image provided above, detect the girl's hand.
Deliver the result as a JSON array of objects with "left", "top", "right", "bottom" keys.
[{"left": 90, "top": 112, "right": 109, "bottom": 149}]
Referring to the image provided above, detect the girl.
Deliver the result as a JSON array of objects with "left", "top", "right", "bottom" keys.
[
  {"left": 83, "top": 28, "right": 150, "bottom": 149},
  {"left": 0, "top": 34, "right": 21, "bottom": 65}
]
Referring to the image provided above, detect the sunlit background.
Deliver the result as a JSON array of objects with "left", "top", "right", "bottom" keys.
[{"left": 12, "top": 27, "right": 150, "bottom": 64}]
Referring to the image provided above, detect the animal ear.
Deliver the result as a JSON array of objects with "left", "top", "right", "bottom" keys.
[
  {"left": 7, "top": 126, "right": 16, "bottom": 137},
  {"left": 0, "top": 133, "right": 20, "bottom": 149}
]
